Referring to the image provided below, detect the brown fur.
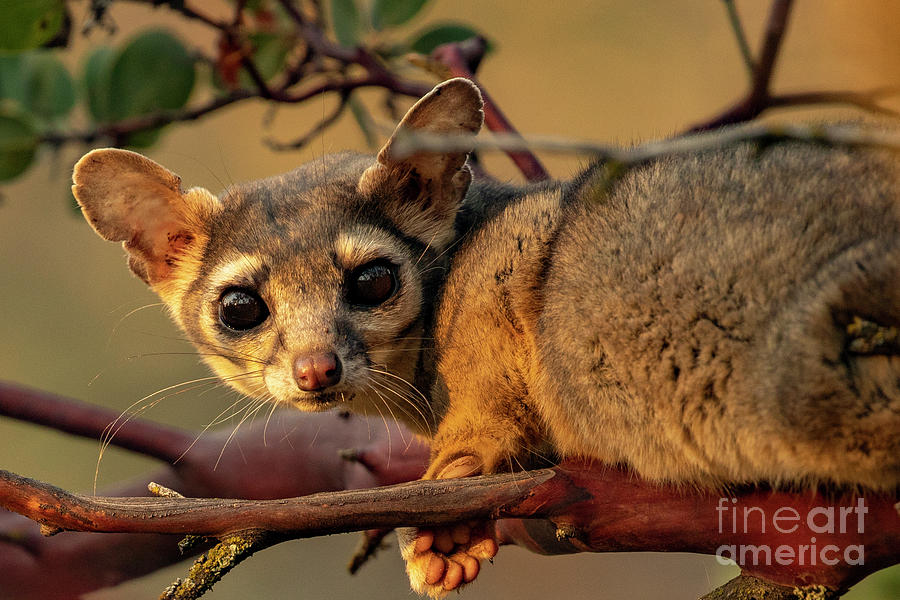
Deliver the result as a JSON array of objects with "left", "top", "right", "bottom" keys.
[
  {"left": 72, "top": 78, "right": 900, "bottom": 597},
  {"left": 435, "top": 142, "right": 900, "bottom": 492}
]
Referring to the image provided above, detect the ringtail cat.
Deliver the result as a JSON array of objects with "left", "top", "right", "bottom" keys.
[{"left": 73, "top": 78, "right": 900, "bottom": 597}]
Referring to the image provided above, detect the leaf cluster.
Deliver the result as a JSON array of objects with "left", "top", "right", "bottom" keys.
[{"left": 0, "top": 0, "right": 490, "bottom": 183}]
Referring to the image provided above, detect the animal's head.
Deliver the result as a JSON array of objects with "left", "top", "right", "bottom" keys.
[{"left": 72, "top": 78, "right": 483, "bottom": 433}]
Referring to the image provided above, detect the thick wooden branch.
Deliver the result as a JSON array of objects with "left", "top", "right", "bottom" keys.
[
  {"left": 0, "top": 469, "right": 555, "bottom": 536},
  {"left": 2, "top": 462, "right": 898, "bottom": 593}
]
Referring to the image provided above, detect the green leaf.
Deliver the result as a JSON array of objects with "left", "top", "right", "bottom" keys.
[
  {"left": 372, "top": 0, "right": 429, "bottom": 30},
  {"left": 243, "top": 32, "right": 293, "bottom": 84},
  {"left": 123, "top": 127, "right": 163, "bottom": 149},
  {"left": 108, "top": 29, "right": 196, "bottom": 121},
  {"left": 0, "top": 0, "right": 65, "bottom": 50},
  {"left": 83, "top": 45, "right": 116, "bottom": 123},
  {"left": 331, "top": 0, "right": 361, "bottom": 47},
  {"left": 0, "top": 55, "right": 26, "bottom": 102},
  {"left": 20, "top": 53, "right": 74, "bottom": 121},
  {"left": 0, "top": 51, "right": 75, "bottom": 123},
  {"left": 408, "top": 22, "right": 490, "bottom": 55},
  {"left": 0, "top": 105, "right": 39, "bottom": 181}
]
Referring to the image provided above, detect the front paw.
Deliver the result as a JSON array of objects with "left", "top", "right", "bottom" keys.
[{"left": 399, "top": 522, "right": 498, "bottom": 598}]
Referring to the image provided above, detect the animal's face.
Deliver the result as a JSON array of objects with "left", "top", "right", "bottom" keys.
[
  {"left": 71, "top": 78, "right": 484, "bottom": 433},
  {"left": 174, "top": 157, "right": 431, "bottom": 418}
]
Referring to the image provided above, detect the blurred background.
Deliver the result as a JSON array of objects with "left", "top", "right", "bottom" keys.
[{"left": 1, "top": 1, "right": 899, "bottom": 598}]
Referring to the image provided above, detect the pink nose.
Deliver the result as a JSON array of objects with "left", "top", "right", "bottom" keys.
[{"left": 293, "top": 352, "right": 342, "bottom": 391}]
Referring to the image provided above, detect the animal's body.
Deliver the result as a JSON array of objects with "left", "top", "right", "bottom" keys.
[{"left": 72, "top": 79, "right": 900, "bottom": 596}]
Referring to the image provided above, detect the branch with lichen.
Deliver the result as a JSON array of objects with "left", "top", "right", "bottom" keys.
[{"left": 0, "top": 462, "right": 898, "bottom": 600}]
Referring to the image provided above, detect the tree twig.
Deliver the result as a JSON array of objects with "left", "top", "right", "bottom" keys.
[
  {"left": 389, "top": 121, "right": 900, "bottom": 168},
  {"left": 264, "top": 91, "right": 351, "bottom": 150},
  {"left": 751, "top": 0, "right": 793, "bottom": 103},
  {"left": 347, "top": 528, "right": 393, "bottom": 574},
  {"left": 721, "top": 0, "right": 756, "bottom": 78},
  {"left": 769, "top": 88, "right": 900, "bottom": 116}
]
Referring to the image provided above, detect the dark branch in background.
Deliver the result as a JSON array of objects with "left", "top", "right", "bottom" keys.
[
  {"left": 751, "top": 0, "right": 791, "bottom": 102},
  {"left": 40, "top": 90, "right": 254, "bottom": 146},
  {"left": 770, "top": 88, "right": 900, "bottom": 116},
  {"left": 46, "top": 0, "right": 896, "bottom": 174},
  {"left": 0, "top": 381, "right": 192, "bottom": 464},
  {"left": 689, "top": 0, "right": 899, "bottom": 132},
  {"left": 421, "top": 37, "right": 550, "bottom": 182}
]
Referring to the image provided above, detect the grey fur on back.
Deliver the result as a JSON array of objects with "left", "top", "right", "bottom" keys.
[{"left": 537, "top": 141, "right": 900, "bottom": 489}]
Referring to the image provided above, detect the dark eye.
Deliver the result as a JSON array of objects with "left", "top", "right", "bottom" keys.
[
  {"left": 218, "top": 287, "right": 269, "bottom": 331},
  {"left": 347, "top": 260, "right": 399, "bottom": 307}
]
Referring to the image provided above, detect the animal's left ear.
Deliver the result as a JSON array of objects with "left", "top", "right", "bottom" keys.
[{"left": 358, "top": 77, "right": 484, "bottom": 250}]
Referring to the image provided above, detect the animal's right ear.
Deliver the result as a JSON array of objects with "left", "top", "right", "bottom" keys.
[
  {"left": 72, "top": 148, "right": 221, "bottom": 287},
  {"left": 358, "top": 77, "right": 484, "bottom": 250}
]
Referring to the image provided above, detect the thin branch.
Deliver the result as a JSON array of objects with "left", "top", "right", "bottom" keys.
[
  {"left": 389, "top": 121, "right": 900, "bottom": 169},
  {"left": 264, "top": 91, "right": 350, "bottom": 150},
  {"left": 161, "top": 531, "right": 275, "bottom": 600},
  {"left": 237, "top": 42, "right": 276, "bottom": 99},
  {"left": 769, "top": 87, "right": 900, "bottom": 117},
  {"left": 39, "top": 90, "right": 254, "bottom": 145},
  {"left": 722, "top": 0, "right": 756, "bottom": 78},
  {"left": 38, "top": 71, "right": 426, "bottom": 146},
  {"left": 274, "top": 0, "right": 357, "bottom": 64},
  {"left": 0, "top": 468, "right": 556, "bottom": 536},
  {"left": 230, "top": 0, "right": 247, "bottom": 28},
  {"left": 347, "top": 528, "right": 393, "bottom": 574}
]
